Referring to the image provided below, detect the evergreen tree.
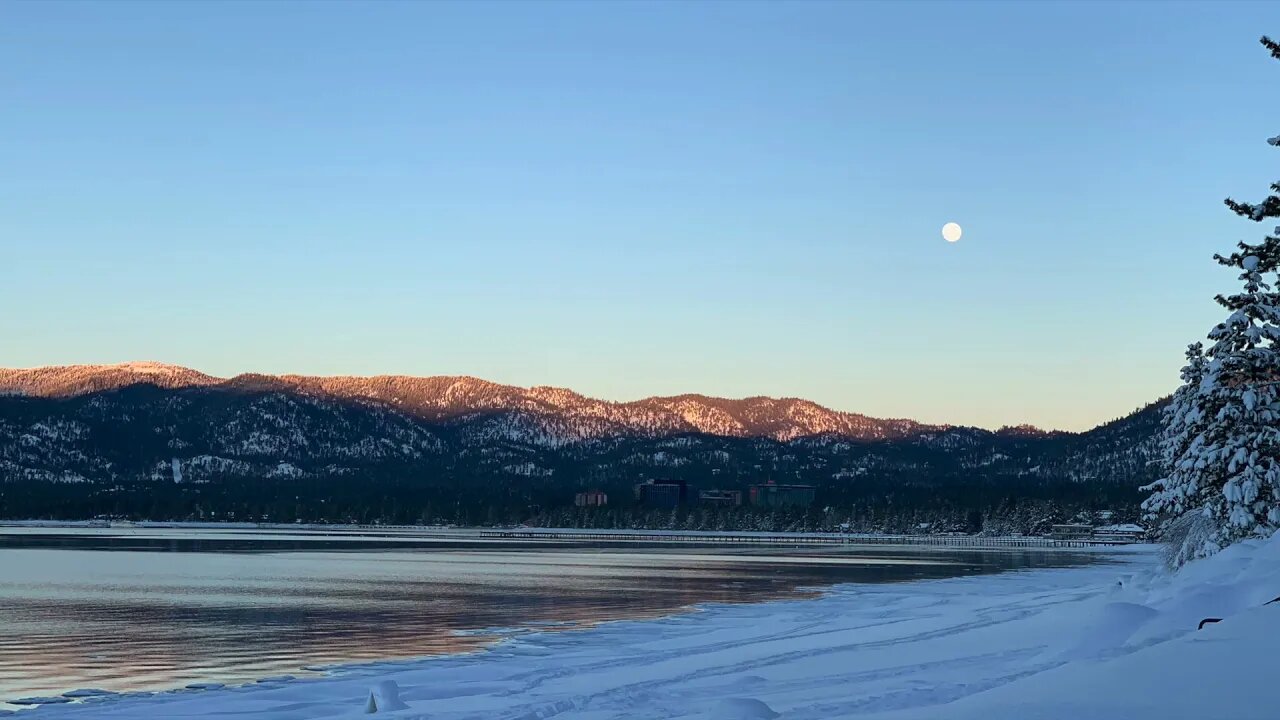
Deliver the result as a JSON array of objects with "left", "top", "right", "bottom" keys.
[
  {"left": 1142, "top": 343, "right": 1209, "bottom": 524},
  {"left": 1142, "top": 343, "right": 1215, "bottom": 564},
  {"left": 1146, "top": 37, "right": 1280, "bottom": 562}
]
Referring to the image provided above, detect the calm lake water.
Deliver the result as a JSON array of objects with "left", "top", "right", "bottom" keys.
[{"left": 0, "top": 527, "right": 1100, "bottom": 707}]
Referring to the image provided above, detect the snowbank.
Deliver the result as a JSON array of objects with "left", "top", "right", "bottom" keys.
[
  {"left": 18, "top": 536, "right": 1280, "bottom": 720},
  {"left": 877, "top": 532, "right": 1280, "bottom": 720}
]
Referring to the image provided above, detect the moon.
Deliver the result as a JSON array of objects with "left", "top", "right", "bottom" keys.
[{"left": 942, "top": 222, "right": 962, "bottom": 243}]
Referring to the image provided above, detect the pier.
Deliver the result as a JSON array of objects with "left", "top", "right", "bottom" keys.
[{"left": 476, "top": 529, "right": 1127, "bottom": 548}]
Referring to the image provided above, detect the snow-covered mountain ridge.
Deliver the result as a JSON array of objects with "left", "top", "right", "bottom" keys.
[
  {"left": 0, "top": 363, "right": 1163, "bottom": 528},
  {"left": 0, "top": 362, "right": 953, "bottom": 443},
  {"left": 0, "top": 363, "right": 221, "bottom": 398}
]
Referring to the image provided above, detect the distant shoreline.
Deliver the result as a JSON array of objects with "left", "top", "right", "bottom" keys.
[{"left": 0, "top": 520, "right": 1147, "bottom": 550}]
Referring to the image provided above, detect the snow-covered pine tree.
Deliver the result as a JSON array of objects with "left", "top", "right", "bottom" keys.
[
  {"left": 1142, "top": 343, "right": 1209, "bottom": 523},
  {"left": 1142, "top": 344, "right": 1224, "bottom": 566},
  {"left": 1146, "top": 37, "right": 1280, "bottom": 563}
]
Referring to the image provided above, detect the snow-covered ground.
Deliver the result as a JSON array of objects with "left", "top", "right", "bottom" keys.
[{"left": 16, "top": 536, "right": 1280, "bottom": 720}]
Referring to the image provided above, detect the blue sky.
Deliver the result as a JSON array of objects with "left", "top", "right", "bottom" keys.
[{"left": 2, "top": 1, "right": 1278, "bottom": 430}]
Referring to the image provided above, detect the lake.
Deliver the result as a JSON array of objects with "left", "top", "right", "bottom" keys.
[{"left": 0, "top": 527, "right": 1101, "bottom": 708}]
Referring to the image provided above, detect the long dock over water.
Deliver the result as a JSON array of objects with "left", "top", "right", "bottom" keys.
[
  {"left": 0, "top": 521, "right": 1136, "bottom": 548},
  {"left": 477, "top": 529, "right": 1126, "bottom": 549}
]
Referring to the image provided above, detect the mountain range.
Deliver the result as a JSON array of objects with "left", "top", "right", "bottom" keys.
[
  {"left": 1, "top": 362, "right": 974, "bottom": 443},
  {"left": 0, "top": 363, "right": 1165, "bottom": 531}
]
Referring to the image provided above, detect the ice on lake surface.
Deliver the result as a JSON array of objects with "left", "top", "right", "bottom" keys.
[{"left": 0, "top": 527, "right": 1101, "bottom": 709}]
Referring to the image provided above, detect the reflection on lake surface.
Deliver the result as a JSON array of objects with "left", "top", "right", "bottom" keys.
[{"left": 0, "top": 527, "right": 1101, "bottom": 705}]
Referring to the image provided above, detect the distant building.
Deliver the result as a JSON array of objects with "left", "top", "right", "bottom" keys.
[
  {"left": 635, "top": 479, "right": 687, "bottom": 509},
  {"left": 1049, "top": 523, "right": 1094, "bottom": 540},
  {"left": 748, "top": 481, "right": 816, "bottom": 508},
  {"left": 698, "top": 489, "right": 743, "bottom": 507},
  {"left": 1093, "top": 523, "right": 1146, "bottom": 543},
  {"left": 574, "top": 490, "right": 608, "bottom": 508}
]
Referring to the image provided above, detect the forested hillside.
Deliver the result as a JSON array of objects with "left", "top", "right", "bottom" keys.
[{"left": 0, "top": 364, "right": 1163, "bottom": 532}]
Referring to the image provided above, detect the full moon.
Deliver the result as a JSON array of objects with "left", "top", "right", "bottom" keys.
[{"left": 942, "top": 222, "right": 962, "bottom": 243}]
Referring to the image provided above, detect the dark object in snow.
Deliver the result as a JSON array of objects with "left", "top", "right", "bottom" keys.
[
  {"left": 9, "top": 697, "right": 72, "bottom": 705},
  {"left": 1200, "top": 595, "right": 1280, "bottom": 629}
]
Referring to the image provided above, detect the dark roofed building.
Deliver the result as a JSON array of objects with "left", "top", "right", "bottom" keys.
[
  {"left": 748, "top": 481, "right": 815, "bottom": 508},
  {"left": 698, "top": 489, "right": 743, "bottom": 507},
  {"left": 635, "top": 479, "right": 688, "bottom": 509}
]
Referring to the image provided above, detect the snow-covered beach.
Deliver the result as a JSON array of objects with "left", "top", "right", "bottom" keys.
[{"left": 16, "top": 535, "right": 1279, "bottom": 720}]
